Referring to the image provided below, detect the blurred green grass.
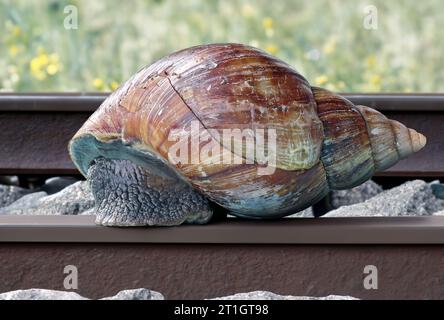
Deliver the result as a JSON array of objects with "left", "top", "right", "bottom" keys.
[{"left": 1, "top": 0, "right": 443, "bottom": 92}]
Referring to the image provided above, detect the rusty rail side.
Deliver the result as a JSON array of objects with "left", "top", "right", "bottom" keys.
[
  {"left": 2, "top": 215, "right": 444, "bottom": 299},
  {"left": 2, "top": 215, "right": 444, "bottom": 244}
]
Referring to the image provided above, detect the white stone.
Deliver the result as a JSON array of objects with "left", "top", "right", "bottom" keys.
[
  {"left": 285, "top": 207, "right": 314, "bottom": 218},
  {"left": 0, "top": 184, "right": 31, "bottom": 208},
  {"left": 0, "top": 181, "right": 94, "bottom": 215},
  {"left": 211, "top": 290, "right": 358, "bottom": 300},
  {"left": 0, "top": 191, "right": 47, "bottom": 214},
  {"left": 0, "top": 289, "right": 87, "bottom": 300},
  {"left": 101, "top": 288, "right": 164, "bottom": 300},
  {"left": 0, "top": 288, "right": 164, "bottom": 300},
  {"left": 331, "top": 180, "right": 383, "bottom": 208},
  {"left": 323, "top": 180, "right": 444, "bottom": 217}
]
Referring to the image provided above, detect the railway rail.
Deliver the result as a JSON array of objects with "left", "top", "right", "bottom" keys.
[
  {"left": 0, "top": 93, "right": 442, "bottom": 177},
  {"left": 0, "top": 93, "right": 443, "bottom": 299}
]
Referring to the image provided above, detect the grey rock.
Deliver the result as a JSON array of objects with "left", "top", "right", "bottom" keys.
[
  {"left": 0, "top": 181, "right": 94, "bottom": 215},
  {"left": 211, "top": 291, "right": 358, "bottom": 300},
  {"left": 79, "top": 207, "right": 96, "bottom": 215},
  {"left": 331, "top": 180, "right": 383, "bottom": 208},
  {"left": 0, "top": 289, "right": 87, "bottom": 300},
  {"left": 0, "top": 288, "right": 164, "bottom": 300},
  {"left": 0, "top": 184, "right": 32, "bottom": 208},
  {"left": 38, "top": 181, "right": 94, "bottom": 215},
  {"left": 41, "top": 177, "right": 79, "bottom": 195},
  {"left": 0, "top": 191, "right": 47, "bottom": 214},
  {"left": 323, "top": 180, "right": 444, "bottom": 217},
  {"left": 0, "top": 176, "right": 19, "bottom": 186},
  {"left": 101, "top": 288, "right": 164, "bottom": 300},
  {"left": 285, "top": 207, "right": 314, "bottom": 218}
]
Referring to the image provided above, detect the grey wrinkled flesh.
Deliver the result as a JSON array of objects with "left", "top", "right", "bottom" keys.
[{"left": 87, "top": 158, "right": 213, "bottom": 226}]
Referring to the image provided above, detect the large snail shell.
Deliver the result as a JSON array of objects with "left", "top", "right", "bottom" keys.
[{"left": 69, "top": 43, "right": 426, "bottom": 218}]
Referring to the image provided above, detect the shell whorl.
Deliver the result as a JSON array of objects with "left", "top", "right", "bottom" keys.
[
  {"left": 313, "top": 87, "right": 426, "bottom": 190},
  {"left": 354, "top": 104, "right": 426, "bottom": 171},
  {"left": 69, "top": 43, "right": 329, "bottom": 218},
  {"left": 389, "top": 120, "right": 426, "bottom": 155}
]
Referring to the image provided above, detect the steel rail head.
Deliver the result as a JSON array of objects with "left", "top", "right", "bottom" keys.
[{"left": 1, "top": 93, "right": 444, "bottom": 112}]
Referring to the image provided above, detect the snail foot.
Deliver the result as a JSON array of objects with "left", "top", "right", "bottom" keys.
[{"left": 87, "top": 158, "right": 213, "bottom": 226}]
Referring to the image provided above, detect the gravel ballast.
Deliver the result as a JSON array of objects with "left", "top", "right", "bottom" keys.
[
  {"left": 0, "top": 181, "right": 94, "bottom": 215},
  {"left": 0, "top": 178, "right": 443, "bottom": 217},
  {"left": 211, "top": 291, "right": 358, "bottom": 300},
  {"left": 0, "top": 185, "right": 32, "bottom": 208},
  {"left": 0, "top": 288, "right": 356, "bottom": 300},
  {"left": 330, "top": 180, "right": 383, "bottom": 208},
  {"left": 0, "top": 288, "right": 164, "bottom": 300},
  {"left": 41, "top": 177, "right": 79, "bottom": 195},
  {"left": 323, "top": 180, "right": 444, "bottom": 217}
]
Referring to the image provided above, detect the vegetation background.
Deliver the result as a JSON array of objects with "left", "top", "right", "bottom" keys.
[{"left": 1, "top": 0, "right": 443, "bottom": 92}]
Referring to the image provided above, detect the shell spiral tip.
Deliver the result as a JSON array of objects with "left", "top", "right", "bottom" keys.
[{"left": 409, "top": 129, "right": 427, "bottom": 152}]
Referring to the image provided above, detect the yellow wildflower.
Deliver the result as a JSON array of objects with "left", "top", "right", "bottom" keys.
[
  {"left": 47, "top": 54, "right": 62, "bottom": 75},
  {"left": 265, "top": 44, "right": 278, "bottom": 55},
  {"left": 366, "top": 55, "right": 376, "bottom": 67},
  {"left": 30, "top": 50, "right": 62, "bottom": 80},
  {"left": 323, "top": 38, "right": 337, "bottom": 55},
  {"left": 242, "top": 4, "right": 255, "bottom": 18},
  {"left": 8, "top": 45, "right": 19, "bottom": 57},
  {"left": 262, "top": 17, "right": 273, "bottom": 30},
  {"left": 93, "top": 78, "right": 105, "bottom": 90},
  {"left": 110, "top": 81, "right": 120, "bottom": 91},
  {"left": 11, "top": 26, "right": 22, "bottom": 37},
  {"left": 315, "top": 75, "right": 329, "bottom": 86},
  {"left": 42, "top": 55, "right": 50, "bottom": 66},
  {"left": 30, "top": 56, "right": 48, "bottom": 80},
  {"left": 370, "top": 74, "right": 381, "bottom": 86},
  {"left": 32, "top": 70, "right": 47, "bottom": 81},
  {"left": 46, "top": 64, "right": 59, "bottom": 75}
]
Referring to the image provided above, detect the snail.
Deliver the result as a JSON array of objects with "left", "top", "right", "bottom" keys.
[{"left": 69, "top": 43, "right": 426, "bottom": 226}]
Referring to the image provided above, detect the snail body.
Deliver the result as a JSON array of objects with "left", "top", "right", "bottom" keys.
[{"left": 69, "top": 43, "right": 426, "bottom": 226}]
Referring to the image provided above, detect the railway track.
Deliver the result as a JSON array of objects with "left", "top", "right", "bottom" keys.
[
  {"left": 0, "top": 93, "right": 444, "bottom": 300},
  {"left": 0, "top": 93, "right": 442, "bottom": 177}
]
